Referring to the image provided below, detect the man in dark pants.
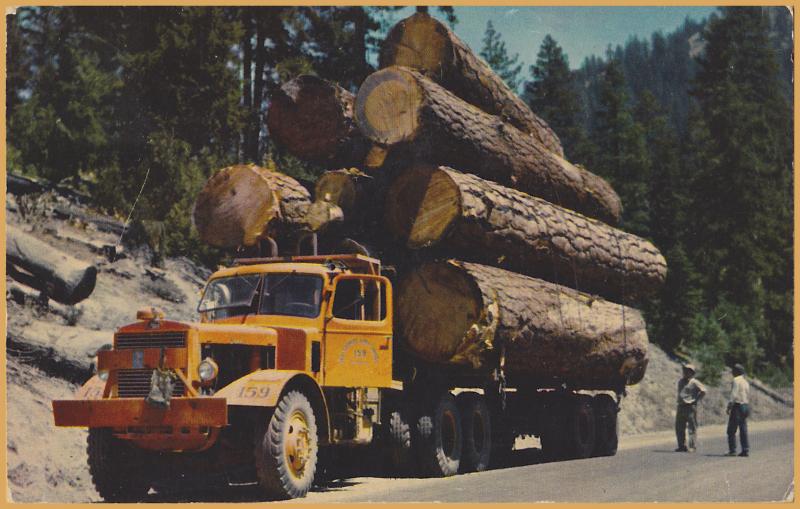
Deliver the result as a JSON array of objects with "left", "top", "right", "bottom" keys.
[
  {"left": 675, "top": 363, "right": 706, "bottom": 452},
  {"left": 726, "top": 363, "right": 751, "bottom": 457}
]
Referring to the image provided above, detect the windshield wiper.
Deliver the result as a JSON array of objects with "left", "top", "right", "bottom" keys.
[{"left": 264, "top": 270, "right": 297, "bottom": 298}]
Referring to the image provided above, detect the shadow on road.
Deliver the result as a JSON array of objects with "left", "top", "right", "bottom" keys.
[{"left": 139, "top": 445, "right": 559, "bottom": 502}]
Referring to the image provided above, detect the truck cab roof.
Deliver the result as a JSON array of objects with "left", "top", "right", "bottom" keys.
[{"left": 209, "top": 254, "right": 382, "bottom": 280}]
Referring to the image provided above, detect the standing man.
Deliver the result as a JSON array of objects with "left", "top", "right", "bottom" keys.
[
  {"left": 726, "top": 363, "right": 751, "bottom": 457},
  {"left": 675, "top": 363, "right": 707, "bottom": 452}
]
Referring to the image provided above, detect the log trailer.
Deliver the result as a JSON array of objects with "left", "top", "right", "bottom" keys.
[{"left": 53, "top": 253, "right": 625, "bottom": 501}]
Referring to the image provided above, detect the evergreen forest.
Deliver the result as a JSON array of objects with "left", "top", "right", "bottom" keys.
[{"left": 5, "top": 6, "right": 794, "bottom": 385}]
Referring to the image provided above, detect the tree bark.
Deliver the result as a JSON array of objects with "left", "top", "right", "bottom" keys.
[
  {"left": 385, "top": 165, "right": 666, "bottom": 304},
  {"left": 267, "top": 75, "right": 368, "bottom": 166},
  {"left": 192, "top": 164, "right": 311, "bottom": 249},
  {"left": 356, "top": 67, "right": 622, "bottom": 225},
  {"left": 397, "top": 260, "right": 648, "bottom": 389},
  {"left": 6, "top": 224, "right": 97, "bottom": 305},
  {"left": 380, "top": 12, "right": 563, "bottom": 156}
]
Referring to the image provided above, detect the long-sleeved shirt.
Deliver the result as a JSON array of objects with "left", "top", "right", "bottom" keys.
[
  {"left": 677, "top": 377, "right": 707, "bottom": 405},
  {"left": 729, "top": 375, "right": 750, "bottom": 404}
]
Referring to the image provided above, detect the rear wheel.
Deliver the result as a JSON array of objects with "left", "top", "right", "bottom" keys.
[
  {"left": 87, "top": 428, "right": 152, "bottom": 502},
  {"left": 540, "top": 397, "right": 567, "bottom": 460},
  {"left": 414, "top": 391, "right": 462, "bottom": 477},
  {"left": 254, "top": 390, "right": 318, "bottom": 500},
  {"left": 565, "top": 395, "right": 596, "bottom": 459},
  {"left": 457, "top": 392, "right": 492, "bottom": 472},
  {"left": 593, "top": 394, "right": 618, "bottom": 456}
]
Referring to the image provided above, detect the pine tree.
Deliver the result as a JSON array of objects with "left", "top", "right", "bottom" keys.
[
  {"left": 8, "top": 8, "right": 119, "bottom": 181},
  {"left": 689, "top": 7, "right": 792, "bottom": 377},
  {"left": 479, "top": 21, "right": 522, "bottom": 92},
  {"left": 634, "top": 91, "right": 702, "bottom": 352},
  {"left": 591, "top": 60, "right": 650, "bottom": 237},
  {"left": 523, "top": 35, "right": 589, "bottom": 161}
]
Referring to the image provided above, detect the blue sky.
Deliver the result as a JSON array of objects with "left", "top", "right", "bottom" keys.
[{"left": 392, "top": 6, "right": 717, "bottom": 70}]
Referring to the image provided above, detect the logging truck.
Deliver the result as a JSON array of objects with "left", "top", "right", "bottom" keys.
[{"left": 53, "top": 252, "right": 631, "bottom": 501}]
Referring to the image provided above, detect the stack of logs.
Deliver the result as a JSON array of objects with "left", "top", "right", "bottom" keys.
[{"left": 192, "top": 12, "right": 667, "bottom": 390}]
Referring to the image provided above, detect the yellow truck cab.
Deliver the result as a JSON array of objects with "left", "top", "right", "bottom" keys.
[{"left": 53, "top": 254, "right": 398, "bottom": 500}]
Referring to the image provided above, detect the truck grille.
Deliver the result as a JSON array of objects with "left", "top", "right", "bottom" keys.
[
  {"left": 117, "top": 369, "right": 186, "bottom": 398},
  {"left": 116, "top": 331, "right": 187, "bottom": 349}
]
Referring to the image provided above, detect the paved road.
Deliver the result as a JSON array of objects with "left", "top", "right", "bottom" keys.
[{"left": 293, "top": 419, "right": 793, "bottom": 503}]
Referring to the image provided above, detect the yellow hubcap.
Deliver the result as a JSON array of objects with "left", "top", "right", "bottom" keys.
[{"left": 285, "top": 410, "right": 311, "bottom": 478}]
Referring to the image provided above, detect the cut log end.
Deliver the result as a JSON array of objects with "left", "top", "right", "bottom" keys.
[
  {"left": 314, "top": 170, "right": 360, "bottom": 215},
  {"left": 380, "top": 12, "right": 450, "bottom": 76},
  {"left": 192, "top": 164, "right": 279, "bottom": 248},
  {"left": 385, "top": 164, "right": 461, "bottom": 248},
  {"left": 397, "top": 262, "right": 483, "bottom": 364},
  {"left": 305, "top": 200, "right": 344, "bottom": 233},
  {"left": 266, "top": 75, "right": 355, "bottom": 163},
  {"left": 355, "top": 67, "right": 423, "bottom": 145}
]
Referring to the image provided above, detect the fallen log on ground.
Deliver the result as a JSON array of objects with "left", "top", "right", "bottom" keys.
[
  {"left": 396, "top": 260, "right": 648, "bottom": 389},
  {"left": 385, "top": 165, "right": 666, "bottom": 304},
  {"left": 266, "top": 75, "right": 368, "bottom": 166},
  {"left": 192, "top": 164, "right": 311, "bottom": 249},
  {"left": 6, "top": 280, "right": 84, "bottom": 324},
  {"left": 356, "top": 66, "right": 622, "bottom": 225},
  {"left": 6, "top": 224, "right": 97, "bottom": 305},
  {"left": 380, "top": 12, "right": 563, "bottom": 156}
]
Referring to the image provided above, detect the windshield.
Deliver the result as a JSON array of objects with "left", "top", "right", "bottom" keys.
[
  {"left": 260, "top": 273, "right": 324, "bottom": 318},
  {"left": 198, "top": 274, "right": 261, "bottom": 319}
]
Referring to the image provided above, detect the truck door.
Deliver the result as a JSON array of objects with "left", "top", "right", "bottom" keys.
[{"left": 323, "top": 274, "right": 393, "bottom": 388}]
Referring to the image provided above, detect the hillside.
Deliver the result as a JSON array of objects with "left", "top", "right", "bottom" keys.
[{"left": 5, "top": 183, "right": 792, "bottom": 502}]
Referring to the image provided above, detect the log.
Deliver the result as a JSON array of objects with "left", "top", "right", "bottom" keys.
[
  {"left": 355, "top": 67, "right": 622, "bottom": 225},
  {"left": 385, "top": 165, "right": 666, "bottom": 304},
  {"left": 6, "top": 224, "right": 97, "bottom": 305},
  {"left": 313, "top": 168, "right": 374, "bottom": 219},
  {"left": 396, "top": 261, "right": 648, "bottom": 389},
  {"left": 192, "top": 164, "right": 311, "bottom": 249},
  {"left": 379, "top": 12, "right": 563, "bottom": 156},
  {"left": 266, "top": 75, "right": 368, "bottom": 166}
]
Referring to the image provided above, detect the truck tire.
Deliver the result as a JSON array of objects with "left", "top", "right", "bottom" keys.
[
  {"left": 564, "top": 395, "right": 596, "bottom": 459},
  {"left": 254, "top": 390, "right": 318, "bottom": 500},
  {"left": 539, "top": 397, "right": 568, "bottom": 460},
  {"left": 385, "top": 408, "right": 413, "bottom": 475},
  {"left": 87, "top": 428, "right": 151, "bottom": 502},
  {"left": 414, "top": 391, "right": 462, "bottom": 477},
  {"left": 457, "top": 392, "right": 492, "bottom": 472},
  {"left": 592, "top": 394, "right": 618, "bottom": 456}
]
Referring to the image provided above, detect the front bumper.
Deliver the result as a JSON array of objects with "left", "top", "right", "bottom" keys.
[{"left": 52, "top": 397, "right": 228, "bottom": 428}]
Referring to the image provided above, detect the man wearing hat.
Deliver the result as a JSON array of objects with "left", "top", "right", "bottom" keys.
[
  {"left": 726, "top": 363, "right": 751, "bottom": 457},
  {"left": 675, "top": 363, "right": 707, "bottom": 452}
]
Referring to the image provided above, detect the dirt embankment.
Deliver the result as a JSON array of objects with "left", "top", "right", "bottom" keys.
[{"left": 4, "top": 188, "right": 793, "bottom": 503}]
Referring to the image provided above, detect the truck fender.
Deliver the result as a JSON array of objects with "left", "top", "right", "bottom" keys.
[{"left": 216, "top": 370, "right": 331, "bottom": 444}]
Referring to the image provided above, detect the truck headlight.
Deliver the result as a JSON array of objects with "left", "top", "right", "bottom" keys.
[
  {"left": 198, "top": 358, "right": 219, "bottom": 382},
  {"left": 97, "top": 369, "right": 109, "bottom": 382}
]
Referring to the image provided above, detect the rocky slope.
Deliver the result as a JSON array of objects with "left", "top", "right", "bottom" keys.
[{"left": 5, "top": 185, "right": 792, "bottom": 502}]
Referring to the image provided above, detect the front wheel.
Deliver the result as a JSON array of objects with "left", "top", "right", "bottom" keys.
[
  {"left": 87, "top": 428, "right": 152, "bottom": 502},
  {"left": 254, "top": 390, "right": 318, "bottom": 500}
]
